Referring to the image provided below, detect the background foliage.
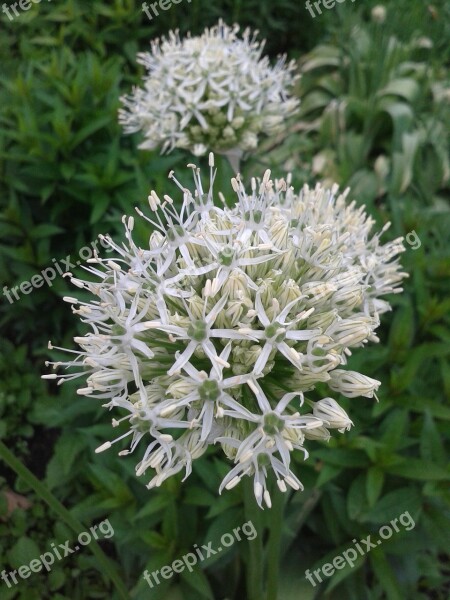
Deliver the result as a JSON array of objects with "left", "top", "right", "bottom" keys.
[{"left": 0, "top": 0, "right": 449, "bottom": 599}]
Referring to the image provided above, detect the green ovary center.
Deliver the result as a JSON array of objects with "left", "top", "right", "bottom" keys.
[
  {"left": 265, "top": 321, "right": 286, "bottom": 343},
  {"left": 130, "top": 411, "right": 151, "bottom": 433},
  {"left": 263, "top": 412, "right": 285, "bottom": 435},
  {"left": 257, "top": 453, "right": 271, "bottom": 467},
  {"left": 244, "top": 210, "right": 263, "bottom": 225},
  {"left": 112, "top": 324, "right": 126, "bottom": 337},
  {"left": 198, "top": 379, "right": 221, "bottom": 402},
  {"left": 187, "top": 319, "right": 208, "bottom": 342},
  {"left": 167, "top": 225, "right": 185, "bottom": 243},
  {"left": 218, "top": 247, "right": 235, "bottom": 267}
]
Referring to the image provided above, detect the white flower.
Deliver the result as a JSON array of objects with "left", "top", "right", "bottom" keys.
[
  {"left": 44, "top": 155, "right": 406, "bottom": 506},
  {"left": 328, "top": 369, "right": 381, "bottom": 399},
  {"left": 161, "top": 343, "right": 252, "bottom": 442},
  {"left": 119, "top": 21, "right": 299, "bottom": 166},
  {"left": 239, "top": 293, "right": 319, "bottom": 376},
  {"left": 312, "top": 398, "right": 353, "bottom": 432},
  {"left": 217, "top": 382, "right": 323, "bottom": 507},
  {"left": 145, "top": 293, "right": 250, "bottom": 377}
]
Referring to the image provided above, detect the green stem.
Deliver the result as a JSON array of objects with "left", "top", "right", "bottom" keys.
[
  {"left": 0, "top": 441, "right": 129, "bottom": 600},
  {"left": 243, "top": 477, "right": 264, "bottom": 600},
  {"left": 265, "top": 484, "right": 284, "bottom": 600}
]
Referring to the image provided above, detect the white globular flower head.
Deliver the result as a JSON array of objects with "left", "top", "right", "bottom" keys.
[
  {"left": 44, "top": 155, "right": 407, "bottom": 508},
  {"left": 118, "top": 21, "right": 299, "bottom": 164}
]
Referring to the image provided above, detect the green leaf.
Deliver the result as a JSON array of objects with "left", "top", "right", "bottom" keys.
[
  {"left": 316, "top": 463, "right": 342, "bottom": 487},
  {"left": 89, "top": 193, "right": 111, "bottom": 225},
  {"left": 192, "top": 458, "right": 221, "bottom": 493},
  {"left": 366, "top": 467, "right": 385, "bottom": 507},
  {"left": 389, "top": 131, "right": 420, "bottom": 194},
  {"left": 377, "top": 101, "right": 413, "bottom": 145},
  {"left": 8, "top": 536, "right": 41, "bottom": 568},
  {"left": 421, "top": 506, "right": 450, "bottom": 552},
  {"left": 347, "top": 474, "right": 368, "bottom": 521},
  {"left": 134, "top": 494, "right": 168, "bottom": 520},
  {"left": 322, "top": 491, "right": 351, "bottom": 543},
  {"left": 131, "top": 550, "right": 173, "bottom": 600},
  {"left": 70, "top": 116, "right": 112, "bottom": 149},
  {"left": 184, "top": 487, "right": 216, "bottom": 507},
  {"left": 202, "top": 508, "right": 243, "bottom": 567},
  {"left": 370, "top": 550, "right": 403, "bottom": 600},
  {"left": 386, "top": 459, "right": 449, "bottom": 481},
  {"left": 313, "top": 448, "right": 370, "bottom": 468},
  {"left": 87, "top": 464, "right": 134, "bottom": 503},
  {"left": 300, "top": 91, "right": 333, "bottom": 116},
  {"left": 388, "top": 300, "right": 415, "bottom": 354},
  {"left": 324, "top": 552, "right": 366, "bottom": 594},
  {"left": 45, "top": 432, "right": 86, "bottom": 489},
  {"left": 340, "top": 133, "right": 367, "bottom": 169},
  {"left": 206, "top": 490, "right": 241, "bottom": 518},
  {"left": 301, "top": 45, "right": 341, "bottom": 72},
  {"left": 140, "top": 531, "right": 168, "bottom": 550},
  {"left": 380, "top": 409, "right": 409, "bottom": 451},
  {"left": 378, "top": 78, "right": 420, "bottom": 102},
  {"left": 391, "top": 343, "right": 450, "bottom": 391},
  {"left": 162, "top": 499, "right": 178, "bottom": 541},
  {"left": 346, "top": 169, "right": 379, "bottom": 204},
  {"left": 48, "top": 567, "right": 66, "bottom": 591},
  {"left": 395, "top": 396, "right": 450, "bottom": 420},
  {"left": 60, "top": 162, "right": 76, "bottom": 181},
  {"left": 365, "top": 488, "right": 421, "bottom": 524},
  {"left": 420, "top": 412, "right": 446, "bottom": 464},
  {"left": 180, "top": 567, "right": 214, "bottom": 599}
]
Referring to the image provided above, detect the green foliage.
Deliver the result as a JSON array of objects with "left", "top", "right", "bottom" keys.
[
  {"left": 0, "top": 1, "right": 449, "bottom": 599},
  {"left": 0, "top": 343, "right": 42, "bottom": 447},
  {"left": 0, "top": 492, "right": 119, "bottom": 599},
  {"left": 296, "top": 21, "right": 449, "bottom": 207}
]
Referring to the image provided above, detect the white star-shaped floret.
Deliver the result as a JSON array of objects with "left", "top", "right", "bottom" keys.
[
  {"left": 145, "top": 294, "right": 249, "bottom": 376},
  {"left": 239, "top": 293, "right": 320, "bottom": 375},
  {"left": 161, "top": 343, "right": 253, "bottom": 441}
]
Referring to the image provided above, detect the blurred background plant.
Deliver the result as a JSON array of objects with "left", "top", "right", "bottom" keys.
[{"left": 0, "top": 0, "right": 449, "bottom": 599}]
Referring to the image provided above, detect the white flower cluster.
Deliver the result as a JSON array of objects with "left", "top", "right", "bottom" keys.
[
  {"left": 44, "top": 156, "right": 406, "bottom": 508},
  {"left": 119, "top": 21, "right": 298, "bottom": 162}
]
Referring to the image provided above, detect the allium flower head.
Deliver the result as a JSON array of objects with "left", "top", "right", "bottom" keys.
[
  {"left": 119, "top": 21, "right": 299, "bottom": 164},
  {"left": 44, "top": 155, "right": 406, "bottom": 508}
]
